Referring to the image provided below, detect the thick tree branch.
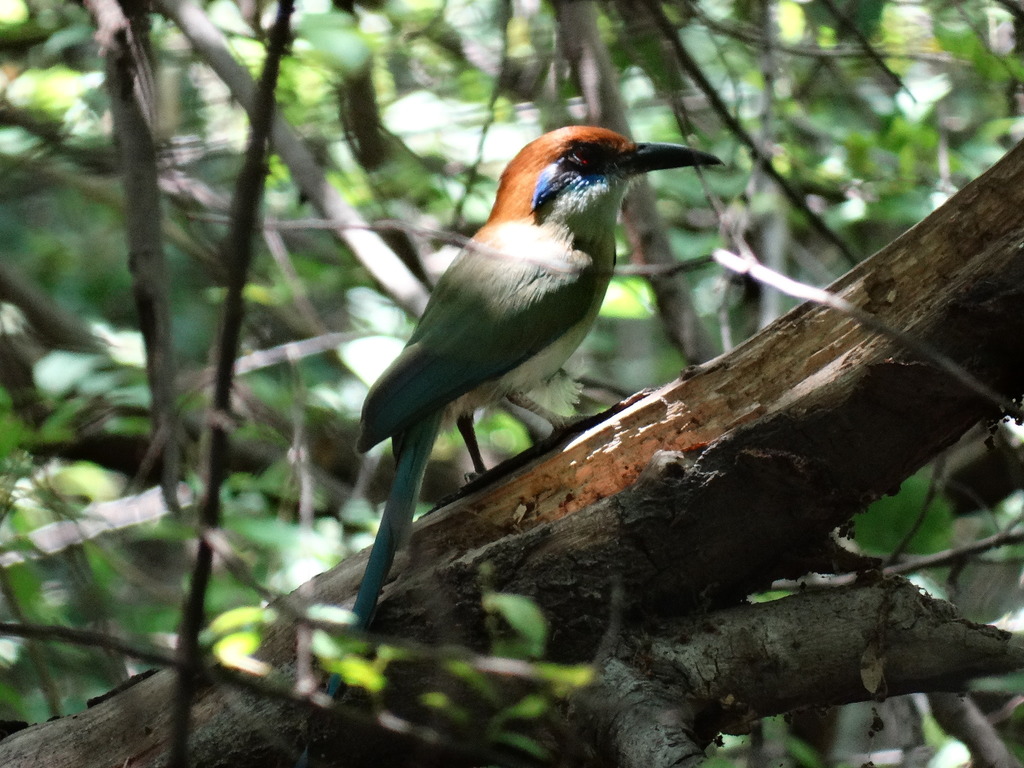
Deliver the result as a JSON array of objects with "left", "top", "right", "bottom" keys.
[{"left": 575, "top": 578, "right": 1024, "bottom": 768}]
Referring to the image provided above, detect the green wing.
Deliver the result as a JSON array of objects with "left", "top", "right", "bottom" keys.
[{"left": 358, "top": 238, "right": 604, "bottom": 450}]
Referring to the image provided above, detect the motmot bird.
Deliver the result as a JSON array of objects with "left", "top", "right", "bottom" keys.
[
  {"left": 296, "top": 126, "right": 719, "bottom": 768},
  {"left": 352, "top": 126, "right": 721, "bottom": 628}
]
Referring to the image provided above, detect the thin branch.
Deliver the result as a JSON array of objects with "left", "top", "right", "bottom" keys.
[
  {"left": 0, "top": 617, "right": 528, "bottom": 768},
  {"left": 0, "top": 485, "right": 189, "bottom": 567},
  {"left": 84, "top": 0, "right": 157, "bottom": 128},
  {"left": 263, "top": 227, "right": 330, "bottom": 336},
  {"left": 0, "top": 572, "right": 62, "bottom": 717},
  {"left": 1, "top": 152, "right": 217, "bottom": 268},
  {"left": 929, "top": 692, "right": 1024, "bottom": 768},
  {"left": 101, "top": 0, "right": 182, "bottom": 511},
  {"left": 170, "top": 1, "right": 294, "bottom": 765},
  {"left": 450, "top": 0, "right": 512, "bottom": 230},
  {"left": 614, "top": 255, "right": 716, "bottom": 276},
  {"left": 883, "top": 456, "right": 947, "bottom": 568},
  {"left": 0, "top": 261, "right": 101, "bottom": 353},
  {"left": 0, "top": 614, "right": 530, "bottom": 768},
  {"left": 815, "top": 0, "right": 909, "bottom": 98},
  {"left": 233, "top": 331, "right": 358, "bottom": 376},
  {"left": 752, "top": 0, "right": 787, "bottom": 331},
  {"left": 289, "top": 366, "right": 317, "bottom": 697},
  {"left": 204, "top": 210, "right": 709, "bottom": 279},
  {"left": 887, "top": 527, "right": 1024, "bottom": 576},
  {"left": 0, "top": 620, "right": 178, "bottom": 669},
  {"left": 690, "top": 10, "right": 953, "bottom": 63}
]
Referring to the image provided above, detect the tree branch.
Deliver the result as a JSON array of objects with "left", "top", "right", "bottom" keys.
[
  {"left": 100, "top": 0, "right": 182, "bottom": 510},
  {"left": 575, "top": 578, "right": 1024, "bottom": 768},
  {"left": 929, "top": 693, "right": 1024, "bottom": 768}
]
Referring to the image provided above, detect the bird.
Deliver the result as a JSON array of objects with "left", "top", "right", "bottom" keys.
[
  {"left": 295, "top": 125, "right": 719, "bottom": 767},
  {"left": 349, "top": 125, "right": 721, "bottom": 629}
]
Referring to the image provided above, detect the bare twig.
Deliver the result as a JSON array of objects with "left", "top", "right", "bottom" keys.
[
  {"left": 263, "top": 227, "right": 330, "bottom": 336},
  {"left": 614, "top": 256, "right": 716, "bottom": 276},
  {"left": 0, "top": 616, "right": 536, "bottom": 768},
  {"left": 0, "top": 619, "right": 178, "bottom": 669},
  {"left": 883, "top": 457, "right": 947, "bottom": 568},
  {"left": 887, "top": 527, "right": 1024, "bottom": 576},
  {"left": 85, "top": 0, "right": 157, "bottom": 129},
  {"left": 0, "top": 611, "right": 537, "bottom": 768},
  {"left": 169, "top": 1, "right": 294, "bottom": 765},
  {"left": 233, "top": 331, "right": 358, "bottom": 376},
  {"left": 203, "top": 211, "right": 720, "bottom": 278},
  {"left": 0, "top": 485, "right": 191, "bottom": 567},
  {"left": 752, "top": 0, "right": 787, "bottom": 331},
  {"left": 289, "top": 367, "right": 317, "bottom": 697},
  {"left": 815, "top": 0, "right": 909, "bottom": 99},
  {"left": 688, "top": 9, "right": 953, "bottom": 63},
  {"left": 450, "top": 0, "right": 512, "bottom": 229}
]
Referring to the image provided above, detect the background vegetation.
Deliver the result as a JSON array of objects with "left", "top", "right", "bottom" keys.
[{"left": 1, "top": 0, "right": 1023, "bottom": 766}]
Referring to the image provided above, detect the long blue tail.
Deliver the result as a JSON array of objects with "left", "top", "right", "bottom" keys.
[
  {"left": 296, "top": 413, "right": 441, "bottom": 766},
  {"left": 351, "top": 412, "right": 442, "bottom": 628}
]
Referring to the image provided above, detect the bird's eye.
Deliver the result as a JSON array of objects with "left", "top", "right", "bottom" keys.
[{"left": 566, "top": 144, "right": 604, "bottom": 171}]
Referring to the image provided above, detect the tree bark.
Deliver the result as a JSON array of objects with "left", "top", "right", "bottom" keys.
[{"left": 3, "top": 140, "right": 1024, "bottom": 766}]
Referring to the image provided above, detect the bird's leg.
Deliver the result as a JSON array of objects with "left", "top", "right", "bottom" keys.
[
  {"left": 506, "top": 392, "right": 573, "bottom": 430},
  {"left": 457, "top": 413, "right": 488, "bottom": 474}
]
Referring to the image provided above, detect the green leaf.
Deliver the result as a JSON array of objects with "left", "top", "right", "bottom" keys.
[
  {"left": 787, "top": 735, "right": 826, "bottom": 768},
  {"left": 208, "top": 605, "right": 275, "bottom": 636},
  {"left": 419, "top": 691, "right": 471, "bottom": 725},
  {"left": 855, "top": 470, "right": 953, "bottom": 556},
  {"left": 212, "top": 631, "right": 262, "bottom": 668},
  {"left": 309, "top": 630, "right": 366, "bottom": 662},
  {"left": 499, "top": 692, "right": 549, "bottom": 721},
  {"left": 534, "top": 663, "right": 595, "bottom": 696},
  {"left": 490, "top": 730, "right": 550, "bottom": 760},
  {"left": 297, "top": 12, "right": 372, "bottom": 76},
  {"left": 323, "top": 654, "right": 387, "bottom": 694},
  {"left": 306, "top": 603, "right": 359, "bottom": 630},
  {"left": 600, "top": 276, "right": 654, "bottom": 319},
  {"left": 482, "top": 592, "right": 548, "bottom": 659},
  {"left": 444, "top": 658, "right": 501, "bottom": 703},
  {"left": 48, "top": 461, "right": 123, "bottom": 503}
]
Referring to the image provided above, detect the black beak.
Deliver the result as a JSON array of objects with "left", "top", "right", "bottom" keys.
[{"left": 624, "top": 142, "right": 723, "bottom": 174}]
